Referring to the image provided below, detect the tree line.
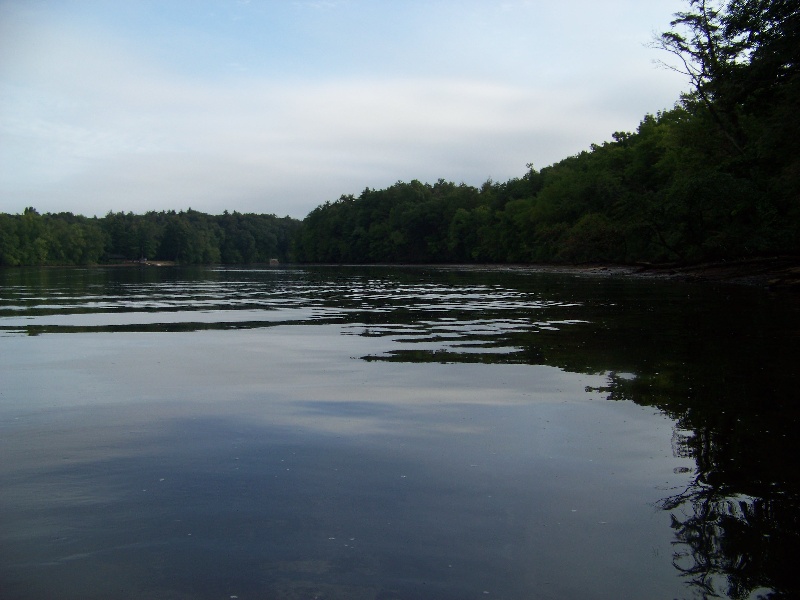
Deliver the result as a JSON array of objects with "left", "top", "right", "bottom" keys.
[
  {"left": 0, "top": 209, "right": 300, "bottom": 266},
  {"left": 2, "top": 0, "right": 797, "bottom": 267}
]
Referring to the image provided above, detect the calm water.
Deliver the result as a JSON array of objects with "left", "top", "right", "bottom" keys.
[{"left": 1, "top": 265, "right": 798, "bottom": 600}]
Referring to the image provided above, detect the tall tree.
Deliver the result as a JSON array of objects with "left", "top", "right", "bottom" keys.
[{"left": 654, "top": 0, "right": 799, "bottom": 156}]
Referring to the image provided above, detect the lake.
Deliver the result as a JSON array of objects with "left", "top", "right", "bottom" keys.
[{"left": 1, "top": 265, "right": 798, "bottom": 599}]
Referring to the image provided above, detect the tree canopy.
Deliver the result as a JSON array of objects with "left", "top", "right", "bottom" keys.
[{"left": 0, "top": 209, "right": 300, "bottom": 267}]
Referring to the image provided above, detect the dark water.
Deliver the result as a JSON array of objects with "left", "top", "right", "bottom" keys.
[{"left": 1, "top": 265, "right": 798, "bottom": 599}]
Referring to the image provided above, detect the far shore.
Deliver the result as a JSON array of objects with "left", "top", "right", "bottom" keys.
[
  {"left": 100, "top": 260, "right": 178, "bottom": 267},
  {"left": 6, "top": 256, "right": 799, "bottom": 291},
  {"left": 299, "top": 256, "right": 800, "bottom": 291},
  {"left": 548, "top": 256, "right": 800, "bottom": 290}
]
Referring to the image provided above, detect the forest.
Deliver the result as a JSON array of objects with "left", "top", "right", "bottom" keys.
[
  {"left": 1, "top": 0, "right": 797, "bottom": 267},
  {"left": 0, "top": 209, "right": 300, "bottom": 266}
]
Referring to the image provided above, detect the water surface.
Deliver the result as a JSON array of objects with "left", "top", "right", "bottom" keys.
[{"left": 1, "top": 265, "right": 798, "bottom": 599}]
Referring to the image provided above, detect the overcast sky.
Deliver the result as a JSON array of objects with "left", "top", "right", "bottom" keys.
[{"left": 1, "top": 0, "right": 689, "bottom": 219}]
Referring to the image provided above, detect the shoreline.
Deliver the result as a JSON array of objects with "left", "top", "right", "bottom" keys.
[
  {"left": 4, "top": 256, "right": 799, "bottom": 290},
  {"left": 322, "top": 256, "right": 800, "bottom": 290},
  {"left": 591, "top": 256, "right": 800, "bottom": 290},
  {"left": 508, "top": 256, "right": 800, "bottom": 290}
]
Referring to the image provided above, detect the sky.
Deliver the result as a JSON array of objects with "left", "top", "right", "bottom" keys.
[{"left": 0, "top": 0, "right": 689, "bottom": 219}]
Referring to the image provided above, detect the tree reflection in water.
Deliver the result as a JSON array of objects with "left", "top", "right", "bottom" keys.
[
  {"left": 605, "top": 371, "right": 800, "bottom": 600},
  {"left": 3, "top": 265, "right": 798, "bottom": 598},
  {"left": 336, "top": 267, "right": 800, "bottom": 600}
]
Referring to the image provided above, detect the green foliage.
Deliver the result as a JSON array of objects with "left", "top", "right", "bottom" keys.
[
  {"left": 0, "top": 210, "right": 109, "bottom": 267},
  {"left": 0, "top": 209, "right": 300, "bottom": 267}
]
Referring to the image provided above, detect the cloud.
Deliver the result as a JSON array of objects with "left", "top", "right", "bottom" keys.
[
  {"left": 0, "top": 0, "right": 688, "bottom": 218},
  {"left": 3, "top": 66, "right": 670, "bottom": 216}
]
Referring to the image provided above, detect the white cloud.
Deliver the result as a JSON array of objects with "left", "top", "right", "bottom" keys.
[
  {"left": 0, "top": 0, "right": 688, "bottom": 218},
  {"left": 3, "top": 67, "right": 674, "bottom": 216}
]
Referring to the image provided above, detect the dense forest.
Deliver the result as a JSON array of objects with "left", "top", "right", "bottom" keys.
[
  {"left": 1, "top": 0, "right": 797, "bottom": 267},
  {"left": 0, "top": 209, "right": 300, "bottom": 266}
]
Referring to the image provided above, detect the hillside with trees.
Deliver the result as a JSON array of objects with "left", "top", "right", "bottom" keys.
[
  {"left": 2, "top": 0, "right": 797, "bottom": 268},
  {"left": 295, "top": 0, "right": 799, "bottom": 265},
  {"left": 0, "top": 209, "right": 300, "bottom": 266}
]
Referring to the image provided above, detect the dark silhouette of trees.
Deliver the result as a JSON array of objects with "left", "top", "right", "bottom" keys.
[{"left": 0, "top": 209, "right": 300, "bottom": 266}]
